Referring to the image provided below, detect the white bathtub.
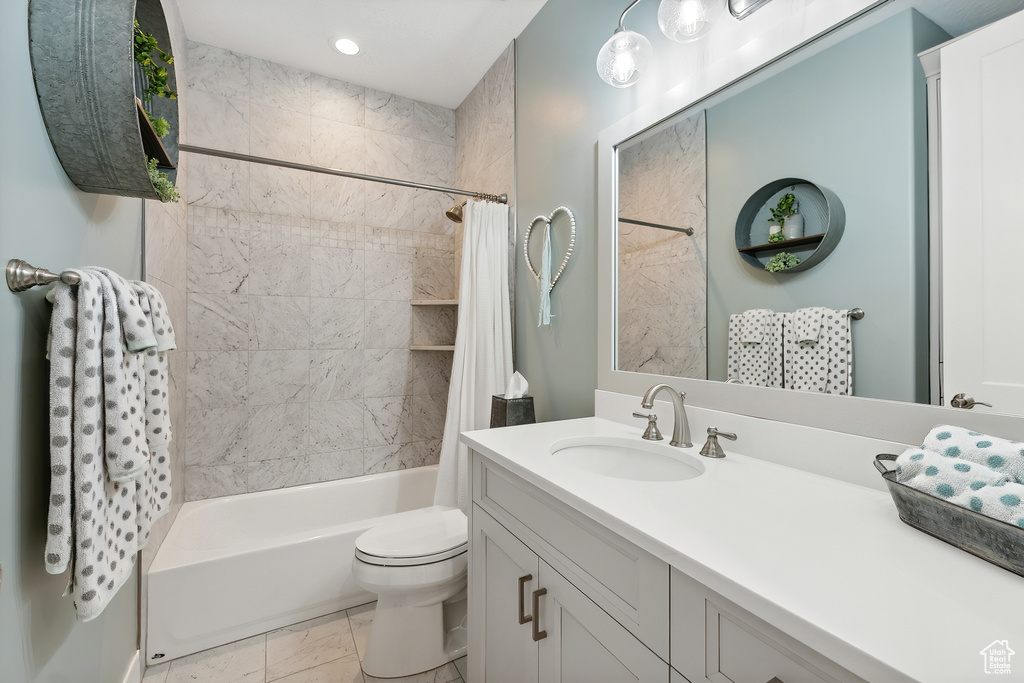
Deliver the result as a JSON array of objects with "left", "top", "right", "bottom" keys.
[{"left": 146, "top": 466, "right": 439, "bottom": 664}]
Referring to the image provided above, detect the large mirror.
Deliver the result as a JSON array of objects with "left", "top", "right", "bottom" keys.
[{"left": 613, "top": 1, "right": 1024, "bottom": 407}]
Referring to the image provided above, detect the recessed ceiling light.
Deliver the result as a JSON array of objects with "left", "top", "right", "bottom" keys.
[{"left": 333, "top": 38, "right": 360, "bottom": 56}]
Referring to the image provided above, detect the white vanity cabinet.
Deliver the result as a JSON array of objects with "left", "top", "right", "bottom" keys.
[{"left": 469, "top": 451, "right": 865, "bottom": 683}]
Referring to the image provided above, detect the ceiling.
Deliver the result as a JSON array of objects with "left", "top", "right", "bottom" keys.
[
  {"left": 176, "top": 0, "right": 1024, "bottom": 111},
  {"left": 175, "top": 0, "right": 549, "bottom": 110}
]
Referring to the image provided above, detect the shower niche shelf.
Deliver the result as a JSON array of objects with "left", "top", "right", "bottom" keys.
[
  {"left": 410, "top": 345, "right": 456, "bottom": 351},
  {"left": 735, "top": 178, "right": 844, "bottom": 273},
  {"left": 410, "top": 299, "right": 459, "bottom": 306},
  {"left": 410, "top": 298, "right": 457, "bottom": 350},
  {"left": 29, "top": 0, "right": 179, "bottom": 201}
]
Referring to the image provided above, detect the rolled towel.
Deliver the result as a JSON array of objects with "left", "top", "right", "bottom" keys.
[
  {"left": 923, "top": 425, "right": 1024, "bottom": 484},
  {"left": 895, "top": 447, "right": 1010, "bottom": 499},
  {"left": 950, "top": 481, "right": 1024, "bottom": 528}
]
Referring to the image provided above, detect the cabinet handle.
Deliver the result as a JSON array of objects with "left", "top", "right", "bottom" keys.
[
  {"left": 518, "top": 574, "right": 533, "bottom": 624},
  {"left": 531, "top": 588, "right": 548, "bottom": 641}
]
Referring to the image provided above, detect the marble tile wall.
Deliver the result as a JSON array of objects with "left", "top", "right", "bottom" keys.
[
  {"left": 454, "top": 43, "right": 516, "bottom": 294},
  {"left": 617, "top": 112, "right": 708, "bottom": 378},
  {"left": 183, "top": 42, "right": 456, "bottom": 500}
]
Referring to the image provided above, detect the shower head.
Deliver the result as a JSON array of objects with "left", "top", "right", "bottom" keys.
[{"left": 445, "top": 202, "right": 466, "bottom": 223}]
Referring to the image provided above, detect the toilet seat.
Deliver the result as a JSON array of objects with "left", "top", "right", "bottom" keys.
[{"left": 355, "top": 506, "right": 467, "bottom": 567}]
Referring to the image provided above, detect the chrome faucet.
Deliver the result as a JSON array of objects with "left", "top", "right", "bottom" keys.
[{"left": 640, "top": 384, "right": 692, "bottom": 448}]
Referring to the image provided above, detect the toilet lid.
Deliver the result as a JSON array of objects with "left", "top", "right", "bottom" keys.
[{"left": 355, "top": 506, "right": 467, "bottom": 566}]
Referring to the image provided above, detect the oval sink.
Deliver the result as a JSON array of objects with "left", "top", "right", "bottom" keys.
[{"left": 549, "top": 437, "right": 704, "bottom": 482}]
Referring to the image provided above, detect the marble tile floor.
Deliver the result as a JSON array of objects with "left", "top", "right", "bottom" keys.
[{"left": 143, "top": 601, "right": 467, "bottom": 683}]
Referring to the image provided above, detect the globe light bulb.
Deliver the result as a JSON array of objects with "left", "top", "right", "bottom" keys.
[
  {"left": 658, "top": 0, "right": 724, "bottom": 43},
  {"left": 596, "top": 30, "right": 653, "bottom": 88}
]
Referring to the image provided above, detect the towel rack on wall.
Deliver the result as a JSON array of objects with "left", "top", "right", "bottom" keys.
[
  {"left": 848, "top": 308, "right": 865, "bottom": 320},
  {"left": 6, "top": 259, "right": 82, "bottom": 292}
]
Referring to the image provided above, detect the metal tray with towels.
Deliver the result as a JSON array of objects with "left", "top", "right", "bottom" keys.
[{"left": 875, "top": 454, "right": 1024, "bottom": 577}]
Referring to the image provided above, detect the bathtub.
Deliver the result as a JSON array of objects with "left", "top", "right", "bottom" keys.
[{"left": 146, "top": 466, "right": 439, "bottom": 664}]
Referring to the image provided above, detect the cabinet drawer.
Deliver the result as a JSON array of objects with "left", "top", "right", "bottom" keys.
[
  {"left": 671, "top": 570, "right": 863, "bottom": 683},
  {"left": 473, "top": 453, "right": 669, "bottom": 660}
]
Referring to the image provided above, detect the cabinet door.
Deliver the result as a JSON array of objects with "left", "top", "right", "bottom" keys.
[
  {"left": 538, "top": 560, "right": 669, "bottom": 683},
  {"left": 470, "top": 505, "right": 540, "bottom": 683}
]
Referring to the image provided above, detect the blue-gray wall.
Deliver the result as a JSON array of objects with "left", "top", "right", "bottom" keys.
[
  {"left": 705, "top": 10, "right": 949, "bottom": 403},
  {"left": 1, "top": 0, "right": 143, "bottom": 680}
]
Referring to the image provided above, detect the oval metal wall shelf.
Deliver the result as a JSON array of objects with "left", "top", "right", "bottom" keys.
[
  {"left": 734, "top": 178, "right": 845, "bottom": 273},
  {"left": 29, "top": 0, "right": 179, "bottom": 201}
]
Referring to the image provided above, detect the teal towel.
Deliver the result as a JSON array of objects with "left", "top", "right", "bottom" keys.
[{"left": 923, "top": 425, "right": 1024, "bottom": 484}]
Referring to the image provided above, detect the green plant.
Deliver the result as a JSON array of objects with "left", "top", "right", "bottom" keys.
[
  {"left": 768, "top": 231, "right": 786, "bottom": 243},
  {"left": 149, "top": 115, "right": 170, "bottom": 138},
  {"left": 768, "top": 192, "right": 798, "bottom": 228},
  {"left": 134, "top": 20, "right": 176, "bottom": 102},
  {"left": 147, "top": 158, "right": 179, "bottom": 203},
  {"left": 765, "top": 252, "right": 800, "bottom": 272}
]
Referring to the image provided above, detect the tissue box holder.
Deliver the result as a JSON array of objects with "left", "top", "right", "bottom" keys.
[{"left": 490, "top": 394, "right": 536, "bottom": 428}]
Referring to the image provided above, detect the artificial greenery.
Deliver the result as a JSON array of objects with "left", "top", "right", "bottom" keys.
[
  {"left": 149, "top": 115, "right": 170, "bottom": 138},
  {"left": 767, "top": 231, "right": 786, "bottom": 243},
  {"left": 768, "top": 192, "right": 798, "bottom": 228},
  {"left": 764, "top": 252, "right": 800, "bottom": 272},
  {"left": 134, "top": 20, "right": 176, "bottom": 102},
  {"left": 147, "top": 158, "right": 179, "bottom": 203}
]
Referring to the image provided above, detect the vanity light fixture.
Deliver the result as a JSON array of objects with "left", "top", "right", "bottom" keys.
[
  {"left": 333, "top": 37, "right": 360, "bottom": 56},
  {"left": 596, "top": 0, "right": 653, "bottom": 88},
  {"left": 658, "top": 0, "right": 725, "bottom": 43}
]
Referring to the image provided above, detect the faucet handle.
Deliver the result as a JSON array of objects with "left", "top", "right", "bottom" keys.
[
  {"left": 632, "top": 412, "right": 663, "bottom": 441},
  {"left": 700, "top": 427, "right": 737, "bottom": 459},
  {"left": 707, "top": 427, "right": 737, "bottom": 441}
]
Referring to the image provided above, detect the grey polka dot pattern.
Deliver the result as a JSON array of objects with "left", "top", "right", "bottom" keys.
[
  {"left": 782, "top": 308, "right": 853, "bottom": 395},
  {"left": 727, "top": 312, "right": 783, "bottom": 387},
  {"left": 45, "top": 270, "right": 176, "bottom": 621}
]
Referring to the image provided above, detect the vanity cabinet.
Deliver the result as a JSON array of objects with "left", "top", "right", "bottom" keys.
[{"left": 469, "top": 451, "right": 865, "bottom": 683}]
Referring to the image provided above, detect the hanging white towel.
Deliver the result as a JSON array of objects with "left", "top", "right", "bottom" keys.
[
  {"left": 537, "top": 222, "right": 553, "bottom": 327},
  {"left": 46, "top": 271, "right": 140, "bottom": 621},
  {"left": 739, "top": 309, "right": 769, "bottom": 343},
  {"left": 793, "top": 306, "right": 827, "bottom": 343},
  {"left": 435, "top": 200, "right": 513, "bottom": 512},
  {"left": 783, "top": 308, "right": 853, "bottom": 395},
  {"left": 727, "top": 311, "right": 783, "bottom": 387},
  {"left": 86, "top": 270, "right": 150, "bottom": 482}
]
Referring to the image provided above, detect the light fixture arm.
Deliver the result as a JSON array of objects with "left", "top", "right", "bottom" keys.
[{"left": 617, "top": 0, "right": 644, "bottom": 30}]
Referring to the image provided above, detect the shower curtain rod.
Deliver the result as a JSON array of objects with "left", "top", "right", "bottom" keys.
[
  {"left": 618, "top": 216, "right": 694, "bottom": 236},
  {"left": 178, "top": 145, "right": 508, "bottom": 204}
]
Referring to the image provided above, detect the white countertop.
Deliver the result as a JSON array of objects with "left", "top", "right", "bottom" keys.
[{"left": 462, "top": 417, "right": 1024, "bottom": 683}]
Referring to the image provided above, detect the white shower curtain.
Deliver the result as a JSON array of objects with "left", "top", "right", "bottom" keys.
[{"left": 434, "top": 200, "right": 513, "bottom": 512}]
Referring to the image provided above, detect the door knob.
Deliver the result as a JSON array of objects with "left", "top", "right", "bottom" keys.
[{"left": 950, "top": 393, "right": 993, "bottom": 409}]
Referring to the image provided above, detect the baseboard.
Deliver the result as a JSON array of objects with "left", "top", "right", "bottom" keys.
[{"left": 121, "top": 650, "right": 141, "bottom": 683}]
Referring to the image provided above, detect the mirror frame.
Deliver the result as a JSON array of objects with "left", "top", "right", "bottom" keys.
[{"left": 595, "top": 0, "right": 1024, "bottom": 444}]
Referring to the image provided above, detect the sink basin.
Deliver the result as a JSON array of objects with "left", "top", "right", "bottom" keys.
[{"left": 549, "top": 437, "right": 704, "bottom": 482}]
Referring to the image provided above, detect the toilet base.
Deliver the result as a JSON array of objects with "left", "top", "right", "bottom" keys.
[{"left": 361, "top": 594, "right": 467, "bottom": 679}]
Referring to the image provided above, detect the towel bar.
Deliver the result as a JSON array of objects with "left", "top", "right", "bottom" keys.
[{"left": 6, "top": 259, "right": 82, "bottom": 292}]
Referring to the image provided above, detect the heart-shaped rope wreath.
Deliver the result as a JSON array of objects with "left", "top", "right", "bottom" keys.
[{"left": 524, "top": 206, "right": 576, "bottom": 293}]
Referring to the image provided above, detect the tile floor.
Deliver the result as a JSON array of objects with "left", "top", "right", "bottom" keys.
[{"left": 142, "top": 602, "right": 467, "bottom": 683}]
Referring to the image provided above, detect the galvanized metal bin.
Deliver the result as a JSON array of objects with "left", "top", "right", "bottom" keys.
[{"left": 875, "top": 454, "right": 1024, "bottom": 578}]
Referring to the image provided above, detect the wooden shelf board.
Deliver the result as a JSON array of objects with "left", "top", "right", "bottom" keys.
[
  {"left": 410, "top": 299, "right": 459, "bottom": 306},
  {"left": 738, "top": 232, "right": 826, "bottom": 255},
  {"left": 136, "top": 98, "right": 175, "bottom": 169},
  {"left": 410, "top": 345, "right": 456, "bottom": 351}
]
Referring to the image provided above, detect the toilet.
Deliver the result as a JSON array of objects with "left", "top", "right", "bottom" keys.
[{"left": 352, "top": 505, "right": 469, "bottom": 678}]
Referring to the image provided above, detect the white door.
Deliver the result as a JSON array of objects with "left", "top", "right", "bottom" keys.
[
  {"left": 470, "top": 507, "right": 540, "bottom": 683},
  {"left": 941, "top": 9, "right": 1024, "bottom": 415},
  {"left": 537, "top": 560, "right": 669, "bottom": 683}
]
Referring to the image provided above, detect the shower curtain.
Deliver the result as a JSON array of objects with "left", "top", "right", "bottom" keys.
[{"left": 434, "top": 199, "right": 513, "bottom": 512}]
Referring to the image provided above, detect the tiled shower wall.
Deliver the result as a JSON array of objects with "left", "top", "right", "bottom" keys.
[
  {"left": 454, "top": 43, "right": 516, "bottom": 290},
  {"left": 617, "top": 111, "right": 708, "bottom": 379},
  {"left": 182, "top": 42, "right": 458, "bottom": 500}
]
